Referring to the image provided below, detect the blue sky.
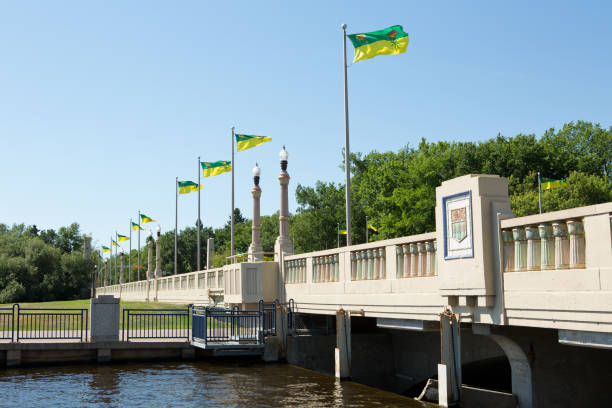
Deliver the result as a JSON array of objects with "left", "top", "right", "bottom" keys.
[{"left": 1, "top": 1, "right": 611, "bottom": 251}]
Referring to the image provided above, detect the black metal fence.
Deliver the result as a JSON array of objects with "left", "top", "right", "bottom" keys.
[
  {"left": 1, "top": 304, "right": 89, "bottom": 342},
  {"left": 122, "top": 307, "right": 192, "bottom": 341},
  {"left": 259, "top": 300, "right": 277, "bottom": 336},
  {"left": 0, "top": 306, "right": 14, "bottom": 340},
  {"left": 192, "top": 306, "right": 263, "bottom": 347}
]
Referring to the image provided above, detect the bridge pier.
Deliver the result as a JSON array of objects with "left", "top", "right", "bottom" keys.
[{"left": 335, "top": 309, "right": 351, "bottom": 379}]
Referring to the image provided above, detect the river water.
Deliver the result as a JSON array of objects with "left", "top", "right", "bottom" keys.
[{"left": 0, "top": 360, "right": 434, "bottom": 407}]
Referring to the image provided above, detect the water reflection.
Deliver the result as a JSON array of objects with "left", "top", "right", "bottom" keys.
[{"left": 0, "top": 360, "right": 434, "bottom": 407}]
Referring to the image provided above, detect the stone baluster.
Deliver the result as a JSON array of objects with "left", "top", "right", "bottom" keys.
[
  {"left": 336, "top": 254, "right": 340, "bottom": 281},
  {"left": 567, "top": 220, "right": 585, "bottom": 268},
  {"left": 539, "top": 224, "right": 555, "bottom": 270},
  {"left": 526, "top": 226, "right": 541, "bottom": 271},
  {"left": 512, "top": 227, "right": 527, "bottom": 272},
  {"left": 367, "top": 249, "right": 374, "bottom": 279},
  {"left": 379, "top": 248, "right": 386, "bottom": 279},
  {"left": 312, "top": 258, "right": 318, "bottom": 282},
  {"left": 553, "top": 222, "right": 570, "bottom": 269},
  {"left": 425, "top": 241, "right": 435, "bottom": 276},
  {"left": 410, "top": 244, "right": 418, "bottom": 277},
  {"left": 403, "top": 244, "right": 410, "bottom": 278},
  {"left": 302, "top": 259, "right": 307, "bottom": 282},
  {"left": 419, "top": 243, "right": 428, "bottom": 277},
  {"left": 325, "top": 256, "right": 330, "bottom": 282},
  {"left": 373, "top": 250, "right": 380, "bottom": 279},
  {"left": 327, "top": 256, "right": 332, "bottom": 281},
  {"left": 396, "top": 246, "right": 404, "bottom": 278},
  {"left": 433, "top": 241, "right": 438, "bottom": 276},
  {"left": 501, "top": 230, "right": 514, "bottom": 272},
  {"left": 355, "top": 252, "right": 361, "bottom": 280},
  {"left": 351, "top": 252, "right": 357, "bottom": 280},
  {"left": 319, "top": 257, "right": 324, "bottom": 282}
]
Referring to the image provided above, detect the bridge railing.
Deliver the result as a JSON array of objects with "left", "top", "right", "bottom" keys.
[
  {"left": 500, "top": 203, "right": 612, "bottom": 273},
  {"left": 284, "top": 232, "right": 437, "bottom": 285},
  {"left": 121, "top": 307, "right": 191, "bottom": 341},
  {"left": 192, "top": 306, "right": 263, "bottom": 346},
  {"left": 0, "top": 306, "right": 14, "bottom": 340}
]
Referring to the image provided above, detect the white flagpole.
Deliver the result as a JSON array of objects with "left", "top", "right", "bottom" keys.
[
  {"left": 231, "top": 126, "right": 235, "bottom": 259},
  {"left": 129, "top": 219, "right": 132, "bottom": 282},
  {"left": 137, "top": 210, "right": 141, "bottom": 280},
  {"left": 175, "top": 176, "right": 178, "bottom": 275},
  {"left": 342, "top": 24, "right": 352, "bottom": 246},
  {"left": 197, "top": 157, "right": 201, "bottom": 271}
]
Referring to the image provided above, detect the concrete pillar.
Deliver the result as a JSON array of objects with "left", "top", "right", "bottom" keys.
[
  {"left": 206, "top": 238, "right": 214, "bottom": 269},
  {"left": 248, "top": 164, "right": 264, "bottom": 262},
  {"left": 335, "top": 309, "right": 351, "bottom": 379},
  {"left": 90, "top": 295, "right": 120, "bottom": 342},
  {"left": 567, "top": 220, "right": 585, "bottom": 268},
  {"left": 350, "top": 252, "right": 357, "bottom": 280},
  {"left": 553, "top": 222, "right": 570, "bottom": 269},
  {"left": 440, "top": 311, "right": 461, "bottom": 405},
  {"left": 539, "top": 223, "right": 555, "bottom": 270},
  {"left": 274, "top": 146, "right": 294, "bottom": 261},
  {"left": 276, "top": 305, "right": 287, "bottom": 359}
]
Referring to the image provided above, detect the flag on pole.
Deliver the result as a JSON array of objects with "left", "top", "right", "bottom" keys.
[
  {"left": 541, "top": 178, "right": 565, "bottom": 190},
  {"left": 201, "top": 160, "right": 232, "bottom": 177},
  {"left": 140, "top": 213, "right": 156, "bottom": 223},
  {"left": 117, "top": 234, "right": 129, "bottom": 242},
  {"left": 235, "top": 134, "right": 272, "bottom": 152},
  {"left": 178, "top": 180, "right": 202, "bottom": 194},
  {"left": 339, "top": 229, "right": 348, "bottom": 235},
  {"left": 102, "top": 246, "right": 111, "bottom": 252},
  {"left": 368, "top": 224, "right": 378, "bottom": 232},
  {"left": 348, "top": 25, "right": 409, "bottom": 63},
  {"left": 112, "top": 240, "right": 118, "bottom": 247},
  {"left": 131, "top": 222, "right": 144, "bottom": 231}
]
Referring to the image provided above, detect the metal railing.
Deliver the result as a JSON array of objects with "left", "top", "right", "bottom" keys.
[
  {"left": 122, "top": 306, "right": 192, "bottom": 341},
  {"left": 192, "top": 306, "right": 263, "bottom": 347},
  {"left": 12, "top": 304, "right": 88, "bottom": 342},
  {"left": 259, "top": 300, "right": 277, "bottom": 336},
  {"left": 0, "top": 306, "right": 14, "bottom": 340}
]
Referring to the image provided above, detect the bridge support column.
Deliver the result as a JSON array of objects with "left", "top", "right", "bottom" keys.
[
  {"left": 439, "top": 310, "right": 461, "bottom": 406},
  {"left": 335, "top": 309, "right": 351, "bottom": 379}
]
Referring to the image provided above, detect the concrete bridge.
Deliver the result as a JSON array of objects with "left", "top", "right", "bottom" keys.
[{"left": 97, "top": 173, "right": 612, "bottom": 407}]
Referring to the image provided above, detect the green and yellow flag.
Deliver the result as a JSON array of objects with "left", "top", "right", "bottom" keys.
[
  {"left": 348, "top": 25, "right": 409, "bottom": 63},
  {"left": 178, "top": 180, "right": 202, "bottom": 194},
  {"left": 102, "top": 246, "right": 111, "bottom": 252},
  {"left": 236, "top": 134, "right": 272, "bottom": 152},
  {"left": 118, "top": 234, "right": 129, "bottom": 242},
  {"left": 368, "top": 224, "right": 378, "bottom": 232},
  {"left": 201, "top": 160, "right": 232, "bottom": 177},
  {"left": 542, "top": 178, "right": 565, "bottom": 190},
  {"left": 131, "top": 222, "right": 144, "bottom": 231},
  {"left": 140, "top": 213, "right": 156, "bottom": 223},
  {"left": 339, "top": 229, "right": 347, "bottom": 235},
  {"left": 112, "top": 240, "right": 118, "bottom": 247}
]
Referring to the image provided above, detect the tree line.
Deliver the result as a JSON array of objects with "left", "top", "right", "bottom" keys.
[{"left": 1, "top": 120, "right": 610, "bottom": 300}]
